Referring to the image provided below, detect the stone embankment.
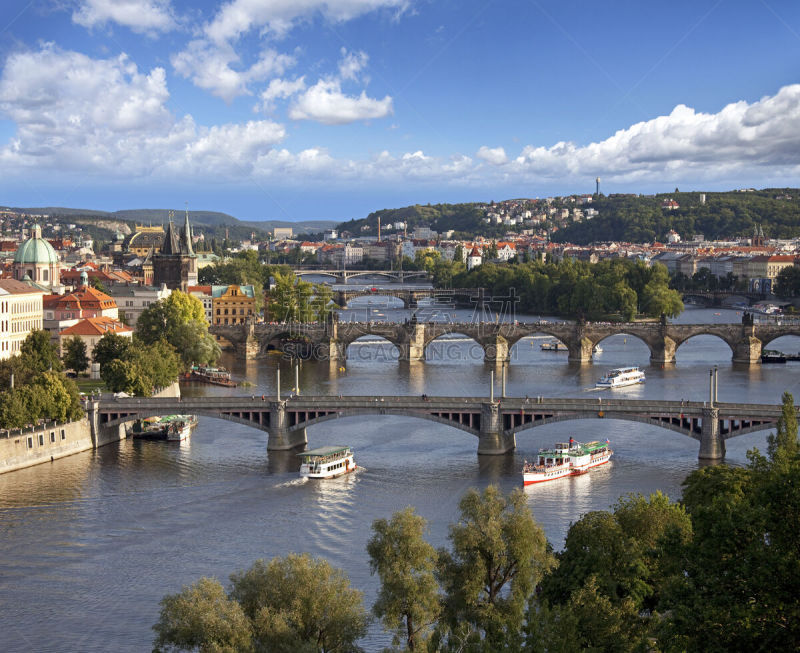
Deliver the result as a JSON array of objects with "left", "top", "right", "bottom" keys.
[{"left": 0, "top": 381, "right": 181, "bottom": 475}]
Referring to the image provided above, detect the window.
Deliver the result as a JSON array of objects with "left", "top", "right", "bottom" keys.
[
  {"left": 27, "top": 437, "right": 33, "bottom": 449},
  {"left": 61, "top": 429, "right": 66, "bottom": 440},
  {"left": 50, "top": 432, "right": 55, "bottom": 443},
  {"left": 38, "top": 434, "right": 44, "bottom": 446}
]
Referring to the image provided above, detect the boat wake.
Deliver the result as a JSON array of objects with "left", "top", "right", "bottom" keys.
[{"left": 276, "top": 478, "right": 308, "bottom": 488}]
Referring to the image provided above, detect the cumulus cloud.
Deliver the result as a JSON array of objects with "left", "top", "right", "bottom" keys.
[
  {"left": 258, "top": 77, "right": 307, "bottom": 112},
  {"left": 172, "top": 41, "right": 294, "bottom": 103},
  {"left": 72, "top": 0, "right": 175, "bottom": 33},
  {"left": 289, "top": 79, "right": 392, "bottom": 124},
  {"left": 476, "top": 145, "right": 508, "bottom": 165},
  {"left": 338, "top": 48, "right": 369, "bottom": 81},
  {"left": 0, "top": 46, "right": 285, "bottom": 177},
  {"left": 204, "top": 0, "right": 410, "bottom": 43},
  {"left": 510, "top": 84, "right": 800, "bottom": 181}
]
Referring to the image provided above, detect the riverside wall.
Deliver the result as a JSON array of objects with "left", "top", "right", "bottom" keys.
[{"left": 0, "top": 381, "right": 182, "bottom": 475}]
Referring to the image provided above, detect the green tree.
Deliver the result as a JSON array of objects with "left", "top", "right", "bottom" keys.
[
  {"left": 137, "top": 291, "right": 207, "bottom": 345},
  {"left": 170, "top": 322, "right": 221, "bottom": 368},
  {"left": 137, "top": 292, "right": 218, "bottom": 369},
  {"left": 20, "top": 329, "right": 62, "bottom": 373},
  {"left": 435, "top": 485, "right": 555, "bottom": 650},
  {"left": 153, "top": 577, "right": 253, "bottom": 653},
  {"left": 229, "top": 554, "right": 368, "bottom": 653},
  {"left": 766, "top": 390, "right": 799, "bottom": 465},
  {"left": 62, "top": 336, "right": 89, "bottom": 374},
  {"left": 134, "top": 339, "right": 182, "bottom": 390},
  {"left": 92, "top": 332, "right": 134, "bottom": 371},
  {"left": 774, "top": 265, "right": 800, "bottom": 298},
  {"left": 101, "top": 358, "right": 151, "bottom": 395},
  {"left": 367, "top": 507, "right": 440, "bottom": 651}
]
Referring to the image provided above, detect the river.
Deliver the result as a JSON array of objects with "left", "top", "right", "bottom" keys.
[{"left": 0, "top": 305, "right": 798, "bottom": 651}]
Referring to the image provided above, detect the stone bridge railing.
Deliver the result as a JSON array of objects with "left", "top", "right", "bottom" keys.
[
  {"left": 208, "top": 319, "right": 800, "bottom": 365},
  {"left": 88, "top": 395, "right": 791, "bottom": 461}
]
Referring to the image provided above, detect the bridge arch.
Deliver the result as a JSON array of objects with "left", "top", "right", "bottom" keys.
[
  {"left": 345, "top": 334, "right": 401, "bottom": 362},
  {"left": 761, "top": 329, "right": 800, "bottom": 350},
  {"left": 424, "top": 331, "right": 485, "bottom": 363},
  {"left": 592, "top": 331, "right": 656, "bottom": 362},
  {"left": 672, "top": 332, "right": 737, "bottom": 362},
  {"left": 508, "top": 332, "right": 570, "bottom": 356},
  {"left": 288, "top": 409, "right": 480, "bottom": 438},
  {"left": 98, "top": 407, "right": 272, "bottom": 432}
]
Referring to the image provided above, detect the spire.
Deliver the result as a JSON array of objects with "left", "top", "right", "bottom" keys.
[{"left": 183, "top": 203, "right": 195, "bottom": 256}]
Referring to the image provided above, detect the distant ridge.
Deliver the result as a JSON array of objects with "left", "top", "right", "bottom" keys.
[{"left": 6, "top": 206, "right": 336, "bottom": 234}]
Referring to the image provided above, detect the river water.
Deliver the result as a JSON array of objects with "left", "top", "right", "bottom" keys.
[{"left": 1, "top": 304, "right": 799, "bottom": 652}]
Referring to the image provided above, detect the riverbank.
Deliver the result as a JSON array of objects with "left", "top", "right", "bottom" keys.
[{"left": 0, "top": 381, "right": 182, "bottom": 475}]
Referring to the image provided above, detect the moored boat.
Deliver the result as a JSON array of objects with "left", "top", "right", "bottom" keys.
[
  {"left": 128, "top": 415, "right": 198, "bottom": 441},
  {"left": 523, "top": 438, "right": 612, "bottom": 485},
  {"left": 183, "top": 365, "right": 237, "bottom": 387},
  {"left": 761, "top": 349, "right": 787, "bottom": 364},
  {"left": 541, "top": 340, "right": 567, "bottom": 351},
  {"left": 298, "top": 446, "right": 357, "bottom": 479},
  {"left": 596, "top": 366, "right": 645, "bottom": 389}
]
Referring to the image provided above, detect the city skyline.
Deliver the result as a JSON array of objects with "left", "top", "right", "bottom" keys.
[{"left": 0, "top": 0, "right": 799, "bottom": 221}]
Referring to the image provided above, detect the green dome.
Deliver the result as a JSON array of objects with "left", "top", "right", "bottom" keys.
[{"left": 13, "top": 226, "right": 59, "bottom": 265}]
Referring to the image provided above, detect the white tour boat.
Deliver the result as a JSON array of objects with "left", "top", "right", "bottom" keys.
[
  {"left": 596, "top": 366, "right": 645, "bottom": 389},
  {"left": 523, "top": 438, "right": 612, "bottom": 485},
  {"left": 298, "top": 446, "right": 357, "bottom": 479}
]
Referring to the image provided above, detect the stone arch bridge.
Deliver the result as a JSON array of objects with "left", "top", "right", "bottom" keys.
[
  {"left": 292, "top": 268, "right": 432, "bottom": 283},
  {"left": 208, "top": 319, "right": 800, "bottom": 365},
  {"left": 87, "top": 395, "right": 791, "bottom": 462}
]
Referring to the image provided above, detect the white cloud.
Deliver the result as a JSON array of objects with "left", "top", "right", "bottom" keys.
[
  {"left": 204, "top": 0, "right": 411, "bottom": 43},
  {"left": 172, "top": 40, "right": 294, "bottom": 103},
  {"left": 289, "top": 79, "right": 392, "bottom": 124},
  {"left": 258, "top": 77, "right": 306, "bottom": 112},
  {"left": 338, "top": 48, "right": 369, "bottom": 81},
  {"left": 510, "top": 84, "right": 800, "bottom": 181},
  {"left": 0, "top": 46, "right": 285, "bottom": 177},
  {"left": 73, "top": 0, "right": 175, "bottom": 33},
  {"left": 476, "top": 145, "right": 508, "bottom": 165}
]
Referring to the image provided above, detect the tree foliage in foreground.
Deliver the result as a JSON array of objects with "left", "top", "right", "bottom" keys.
[
  {"left": 434, "top": 485, "right": 555, "bottom": 651},
  {"left": 367, "top": 507, "right": 440, "bottom": 651},
  {"left": 154, "top": 553, "right": 368, "bottom": 653},
  {"left": 96, "top": 334, "right": 181, "bottom": 396}
]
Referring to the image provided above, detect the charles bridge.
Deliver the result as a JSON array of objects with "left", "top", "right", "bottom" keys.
[
  {"left": 87, "top": 393, "right": 792, "bottom": 462},
  {"left": 208, "top": 317, "right": 800, "bottom": 365}
]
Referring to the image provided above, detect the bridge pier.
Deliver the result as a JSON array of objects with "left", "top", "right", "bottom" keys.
[
  {"left": 483, "top": 336, "right": 510, "bottom": 364},
  {"left": 650, "top": 336, "right": 677, "bottom": 365},
  {"left": 567, "top": 336, "right": 593, "bottom": 364},
  {"left": 477, "top": 402, "right": 516, "bottom": 454},
  {"left": 732, "top": 336, "right": 762, "bottom": 365},
  {"left": 267, "top": 401, "right": 308, "bottom": 450},
  {"left": 699, "top": 407, "right": 725, "bottom": 461},
  {"left": 399, "top": 323, "right": 426, "bottom": 362}
]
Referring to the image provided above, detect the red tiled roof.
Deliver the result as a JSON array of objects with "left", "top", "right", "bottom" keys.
[{"left": 60, "top": 317, "right": 132, "bottom": 336}]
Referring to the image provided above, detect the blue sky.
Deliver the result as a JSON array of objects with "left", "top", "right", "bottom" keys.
[{"left": 0, "top": 0, "right": 799, "bottom": 221}]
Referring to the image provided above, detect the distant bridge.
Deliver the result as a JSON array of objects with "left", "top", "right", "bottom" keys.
[
  {"left": 87, "top": 394, "right": 792, "bottom": 461},
  {"left": 292, "top": 268, "right": 431, "bottom": 283},
  {"left": 681, "top": 290, "right": 767, "bottom": 306},
  {"left": 209, "top": 318, "right": 800, "bottom": 365}
]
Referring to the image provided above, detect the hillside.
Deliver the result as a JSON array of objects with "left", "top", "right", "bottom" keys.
[
  {"left": 550, "top": 188, "right": 800, "bottom": 244},
  {"left": 8, "top": 206, "right": 336, "bottom": 235}
]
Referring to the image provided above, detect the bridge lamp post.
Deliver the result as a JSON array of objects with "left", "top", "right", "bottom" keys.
[{"left": 490, "top": 370, "right": 494, "bottom": 403}]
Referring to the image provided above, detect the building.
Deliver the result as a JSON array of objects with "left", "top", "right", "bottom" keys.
[
  {"left": 467, "top": 246, "right": 482, "bottom": 270},
  {"left": 105, "top": 284, "right": 172, "bottom": 326},
  {"left": 273, "top": 227, "right": 293, "bottom": 239},
  {"left": 0, "top": 279, "right": 45, "bottom": 360},
  {"left": 188, "top": 285, "right": 213, "bottom": 324},
  {"left": 12, "top": 224, "right": 62, "bottom": 290},
  {"left": 212, "top": 285, "right": 256, "bottom": 326},
  {"left": 59, "top": 317, "right": 133, "bottom": 377},
  {"left": 43, "top": 273, "right": 120, "bottom": 338},
  {"left": 124, "top": 225, "right": 165, "bottom": 257},
  {"left": 152, "top": 213, "right": 198, "bottom": 291}
]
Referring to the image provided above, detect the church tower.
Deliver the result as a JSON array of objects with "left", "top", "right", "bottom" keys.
[{"left": 152, "top": 209, "right": 198, "bottom": 291}]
